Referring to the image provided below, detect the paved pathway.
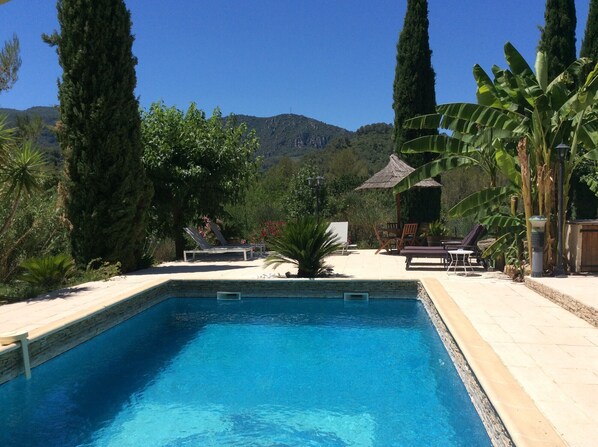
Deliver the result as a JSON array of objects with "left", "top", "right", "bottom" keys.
[{"left": 1, "top": 250, "right": 596, "bottom": 446}]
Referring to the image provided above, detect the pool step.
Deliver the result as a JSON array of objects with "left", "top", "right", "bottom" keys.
[
  {"left": 217, "top": 291, "right": 241, "bottom": 301},
  {"left": 343, "top": 292, "right": 369, "bottom": 302}
]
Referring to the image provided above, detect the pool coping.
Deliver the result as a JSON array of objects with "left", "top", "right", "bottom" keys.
[
  {"left": 0, "top": 278, "right": 565, "bottom": 446},
  {"left": 423, "top": 278, "right": 564, "bottom": 447}
]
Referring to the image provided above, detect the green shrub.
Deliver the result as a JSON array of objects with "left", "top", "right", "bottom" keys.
[
  {"left": 18, "top": 253, "right": 75, "bottom": 289},
  {"left": 265, "top": 217, "right": 343, "bottom": 277},
  {"left": 80, "top": 258, "right": 122, "bottom": 282},
  {"left": 0, "top": 185, "right": 70, "bottom": 282},
  {"left": 426, "top": 219, "right": 449, "bottom": 237}
]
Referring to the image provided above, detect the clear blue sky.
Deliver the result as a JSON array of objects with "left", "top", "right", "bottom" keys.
[{"left": 0, "top": 0, "right": 591, "bottom": 131}]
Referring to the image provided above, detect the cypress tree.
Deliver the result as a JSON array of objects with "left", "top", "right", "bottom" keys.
[
  {"left": 581, "top": 0, "right": 598, "bottom": 58},
  {"left": 51, "top": 0, "right": 152, "bottom": 271},
  {"left": 392, "top": 0, "right": 440, "bottom": 223},
  {"left": 538, "top": 0, "right": 577, "bottom": 81}
]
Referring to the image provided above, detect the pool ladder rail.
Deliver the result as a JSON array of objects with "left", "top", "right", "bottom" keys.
[
  {"left": 343, "top": 292, "right": 369, "bottom": 302},
  {"left": 217, "top": 291, "right": 241, "bottom": 301},
  {"left": 0, "top": 331, "right": 32, "bottom": 380}
]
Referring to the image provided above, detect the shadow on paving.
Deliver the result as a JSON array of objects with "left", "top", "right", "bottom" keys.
[
  {"left": 26, "top": 286, "right": 93, "bottom": 302},
  {"left": 131, "top": 264, "right": 253, "bottom": 275}
]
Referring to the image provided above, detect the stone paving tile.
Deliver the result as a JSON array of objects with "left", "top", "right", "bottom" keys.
[
  {"left": 490, "top": 342, "right": 538, "bottom": 368},
  {"left": 557, "top": 425, "right": 598, "bottom": 447},
  {"left": 541, "top": 366, "right": 598, "bottom": 385},
  {"left": 472, "top": 323, "right": 515, "bottom": 343},
  {"left": 517, "top": 344, "right": 576, "bottom": 368},
  {"left": 508, "top": 366, "right": 575, "bottom": 403}
]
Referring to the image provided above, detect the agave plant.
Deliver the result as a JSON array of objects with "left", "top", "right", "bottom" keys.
[
  {"left": 19, "top": 253, "right": 75, "bottom": 289},
  {"left": 265, "top": 217, "right": 343, "bottom": 278}
]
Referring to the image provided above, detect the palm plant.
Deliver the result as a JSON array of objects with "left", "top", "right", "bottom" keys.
[
  {"left": 394, "top": 43, "right": 598, "bottom": 268},
  {"left": 19, "top": 253, "right": 75, "bottom": 289},
  {"left": 265, "top": 217, "right": 343, "bottom": 278},
  {"left": 0, "top": 118, "right": 46, "bottom": 239}
]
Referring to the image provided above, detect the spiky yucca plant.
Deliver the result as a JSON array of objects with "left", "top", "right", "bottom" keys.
[
  {"left": 19, "top": 253, "right": 75, "bottom": 289},
  {"left": 265, "top": 217, "right": 343, "bottom": 278}
]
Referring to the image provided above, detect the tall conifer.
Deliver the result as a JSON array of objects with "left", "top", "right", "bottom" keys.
[
  {"left": 581, "top": 0, "right": 598, "bottom": 59},
  {"left": 51, "top": 0, "right": 152, "bottom": 271},
  {"left": 392, "top": 0, "right": 440, "bottom": 223},
  {"left": 538, "top": 0, "right": 577, "bottom": 81}
]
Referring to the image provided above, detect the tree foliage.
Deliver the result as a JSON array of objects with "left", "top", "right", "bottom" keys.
[
  {"left": 538, "top": 0, "right": 577, "bottom": 81},
  {"left": 392, "top": 0, "right": 440, "bottom": 223},
  {"left": 141, "top": 102, "right": 259, "bottom": 258},
  {"left": 0, "top": 34, "right": 20, "bottom": 93},
  {"left": 50, "top": 0, "right": 152, "bottom": 272},
  {"left": 581, "top": 0, "right": 598, "bottom": 59}
]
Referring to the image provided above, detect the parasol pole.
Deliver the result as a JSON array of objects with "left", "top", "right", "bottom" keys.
[{"left": 395, "top": 193, "right": 401, "bottom": 225}]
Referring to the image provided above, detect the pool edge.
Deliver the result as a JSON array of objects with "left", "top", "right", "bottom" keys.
[{"left": 421, "top": 278, "right": 565, "bottom": 447}]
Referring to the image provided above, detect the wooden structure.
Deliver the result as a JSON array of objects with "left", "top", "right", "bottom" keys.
[
  {"left": 355, "top": 154, "right": 441, "bottom": 223},
  {"left": 566, "top": 220, "right": 598, "bottom": 272}
]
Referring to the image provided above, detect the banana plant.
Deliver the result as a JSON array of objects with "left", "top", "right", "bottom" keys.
[{"left": 394, "top": 43, "right": 598, "bottom": 268}]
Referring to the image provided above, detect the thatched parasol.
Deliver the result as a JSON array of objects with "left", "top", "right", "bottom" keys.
[{"left": 355, "top": 154, "right": 441, "bottom": 223}]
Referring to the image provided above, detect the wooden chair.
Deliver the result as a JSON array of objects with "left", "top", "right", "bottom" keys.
[
  {"left": 396, "top": 223, "right": 419, "bottom": 251},
  {"left": 374, "top": 224, "right": 396, "bottom": 254}
]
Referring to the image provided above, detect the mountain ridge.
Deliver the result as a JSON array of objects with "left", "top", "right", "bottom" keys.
[{"left": 0, "top": 106, "right": 353, "bottom": 168}]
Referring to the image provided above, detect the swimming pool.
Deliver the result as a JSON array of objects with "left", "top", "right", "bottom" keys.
[{"left": 0, "top": 294, "right": 495, "bottom": 446}]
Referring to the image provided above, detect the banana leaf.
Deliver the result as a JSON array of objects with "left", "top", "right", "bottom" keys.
[
  {"left": 402, "top": 135, "right": 475, "bottom": 154},
  {"left": 436, "top": 103, "right": 522, "bottom": 132},
  {"left": 482, "top": 231, "right": 525, "bottom": 259},
  {"left": 495, "top": 147, "right": 521, "bottom": 187},
  {"left": 447, "top": 186, "right": 514, "bottom": 218},
  {"left": 474, "top": 64, "right": 503, "bottom": 108},
  {"left": 504, "top": 42, "right": 534, "bottom": 78},
  {"left": 535, "top": 51, "right": 548, "bottom": 92},
  {"left": 404, "top": 113, "right": 442, "bottom": 130},
  {"left": 480, "top": 214, "right": 524, "bottom": 229},
  {"left": 578, "top": 121, "right": 598, "bottom": 147},
  {"left": 393, "top": 156, "right": 473, "bottom": 194},
  {"left": 585, "top": 149, "right": 598, "bottom": 160}
]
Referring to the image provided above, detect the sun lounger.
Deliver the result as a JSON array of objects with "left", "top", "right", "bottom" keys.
[
  {"left": 399, "top": 246, "right": 451, "bottom": 269},
  {"left": 399, "top": 224, "right": 486, "bottom": 269},
  {"left": 183, "top": 227, "right": 253, "bottom": 261},
  {"left": 208, "top": 221, "right": 265, "bottom": 255},
  {"left": 327, "top": 222, "right": 357, "bottom": 255}
]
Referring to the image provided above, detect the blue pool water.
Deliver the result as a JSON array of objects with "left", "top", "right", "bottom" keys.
[{"left": 0, "top": 298, "right": 492, "bottom": 446}]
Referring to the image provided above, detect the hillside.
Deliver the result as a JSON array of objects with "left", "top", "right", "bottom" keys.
[
  {"left": 0, "top": 107, "right": 352, "bottom": 168},
  {"left": 0, "top": 106, "right": 61, "bottom": 165},
  {"left": 0, "top": 107, "right": 394, "bottom": 172},
  {"left": 228, "top": 113, "right": 352, "bottom": 168}
]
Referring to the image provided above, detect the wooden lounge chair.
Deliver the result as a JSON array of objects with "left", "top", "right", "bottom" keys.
[
  {"left": 399, "top": 224, "right": 486, "bottom": 269},
  {"left": 183, "top": 227, "right": 253, "bottom": 261}
]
